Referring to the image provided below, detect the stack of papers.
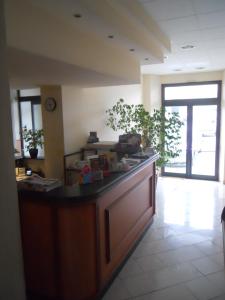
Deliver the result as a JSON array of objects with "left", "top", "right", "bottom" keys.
[{"left": 18, "top": 174, "right": 62, "bottom": 192}]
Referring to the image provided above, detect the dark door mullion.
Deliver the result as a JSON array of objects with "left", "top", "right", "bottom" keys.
[
  {"left": 186, "top": 105, "right": 193, "bottom": 177},
  {"left": 215, "top": 102, "right": 221, "bottom": 181}
]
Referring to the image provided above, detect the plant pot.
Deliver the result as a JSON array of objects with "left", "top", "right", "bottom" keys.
[{"left": 29, "top": 148, "right": 38, "bottom": 159}]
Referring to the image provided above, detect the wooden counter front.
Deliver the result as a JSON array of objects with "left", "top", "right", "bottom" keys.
[{"left": 19, "top": 156, "right": 157, "bottom": 300}]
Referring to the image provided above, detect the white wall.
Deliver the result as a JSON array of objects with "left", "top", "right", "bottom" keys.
[
  {"left": 160, "top": 71, "right": 223, "bottom": 84},
  {"left": 62, "top": 84, "right": 141, "bottom": 154},
  {"left": 0, "top": 1, "right": 26, "bottom": 298}
]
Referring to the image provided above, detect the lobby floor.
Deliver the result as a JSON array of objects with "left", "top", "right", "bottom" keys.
[{"left": 102, "top": 177, "right": 225, "bottom": 300}]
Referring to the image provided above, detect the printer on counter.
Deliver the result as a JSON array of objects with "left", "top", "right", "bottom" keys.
[{"left": 115, "top": 133, "right": 141, "bottom": 155}]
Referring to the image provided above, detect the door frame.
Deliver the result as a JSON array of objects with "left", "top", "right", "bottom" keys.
[{"left": 161, "top": 81, "right": 222, "bottom": 181}]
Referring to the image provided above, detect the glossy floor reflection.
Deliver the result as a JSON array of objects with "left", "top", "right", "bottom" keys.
[{"left": 101, "top": 177, "right": 225, "bottom": 300}]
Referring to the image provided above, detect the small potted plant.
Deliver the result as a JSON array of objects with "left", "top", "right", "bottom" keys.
[{"left": 22, "top": 127, "right": 44, "bottom": 159}]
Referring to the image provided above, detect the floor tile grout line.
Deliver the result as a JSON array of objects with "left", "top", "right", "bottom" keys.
[{"left": 122, "top": 274, "right": 204, "bottom": 300}]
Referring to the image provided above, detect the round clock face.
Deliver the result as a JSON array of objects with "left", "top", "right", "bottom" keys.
[{"left": 45, "top": 97, "right": 56, "bottom": 112}]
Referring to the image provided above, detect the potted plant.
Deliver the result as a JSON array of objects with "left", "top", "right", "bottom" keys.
[
  {"left": 106, "top": 99, "right": 183, "bottom": 169},
  {"left": 22, "top": 127, "right": 44, "bottom": 159}
]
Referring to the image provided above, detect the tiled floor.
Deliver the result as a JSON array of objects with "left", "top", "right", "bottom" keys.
[{"left": 101, "top": 177, "right": 225, "bottom": 300}]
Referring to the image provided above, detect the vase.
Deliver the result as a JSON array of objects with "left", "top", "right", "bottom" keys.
[{"left": 29, "top": 148, "right": 38, "bottom": 159}]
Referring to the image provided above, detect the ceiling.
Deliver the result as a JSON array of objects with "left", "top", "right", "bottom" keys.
[
  {"left": 140, "top": 0, "right": 225, "bottom": 74},
  {"left": 5, "top": 0, "right": 225, "bottom": 87}
]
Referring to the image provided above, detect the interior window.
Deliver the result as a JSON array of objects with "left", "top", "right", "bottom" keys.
[
  {"left": 19, "top": 95, "right": 44, "bottom": 158},
  {"left": 12, "top": 88, "right": 44, "bottom": 158},
  {"left": 164, "top": 84, "right": 218, "bottom": 100}
]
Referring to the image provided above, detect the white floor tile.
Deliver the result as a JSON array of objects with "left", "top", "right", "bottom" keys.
[
  {"left": 208, "top": 252, "right": 224, "bottom": 266},
  {"left": 142, "top": 227, "right": 177, "bottom": 243},
  {"left": 207, "top": 271, "right": 225, "bottom": 294},
  {"left": 210, "top": 295, "right": 225, "bottom": 300},
  {"left": 133, "top": 284, "right": 197, "bottom": 300},
  {"left": 156, "top": 245, "right": 205, "bottom": 266},
  {"left": 122, "top": 272, "right": 155, "bottom": 297},
  {"left": 185, "top": 276, "right": 225, "bottom": 300},
  {"left": 136, "top": 254, "right": 165, "bottom": 272},
  {"left": 191, "top": 256, "right": 224, "bottom": 275},
  {"left": 175, "top": 232, "right": 210, "bottom": 246},
  {"left": 101, "top": 278, "right": 131, "bottom": 300},
  {"left": 132, "top": 238, "right": 183, "bottom": 258},
  {"left": 118, "top": 258, "right": 143, "bottom": 279},
  {"left": 196, "top": 240, "right": 222, "bottom": 255},
  {"left": 149, "top": 262, "right": 202, "bottom": 290}
]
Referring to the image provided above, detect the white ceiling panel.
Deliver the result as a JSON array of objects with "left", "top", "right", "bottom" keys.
[
  {"left": 141, "top": 0, "right": 194, "bottom": 21},
  {"left": 140, "top": 0, "right": 225, "bottom": 74},
  {"left": 192, "top": 0, "right": 225, "bottom": 14},
  {"left": 169, "top": 30, "right": 201, "bottom": 43},
  {"left": 202, "top": 38, "right": 225, "bottom": 50},
  {"left": 198, "top": 11, "right": 225, "bottom": 29},
  {"left": 200, "top": 27, "right": 225, "bottom": 41},
  {"left": 160, "top": 16, "right": 199, "bottom": 35}
]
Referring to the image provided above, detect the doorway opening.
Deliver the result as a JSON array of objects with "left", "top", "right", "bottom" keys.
[{"left": 162, "top": 81, "right": 221, "bottom": 181}]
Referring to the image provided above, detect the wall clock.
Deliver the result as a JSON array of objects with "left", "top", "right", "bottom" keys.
[{"left": 45, "top": 97, "right": 57, "bottom": 112}]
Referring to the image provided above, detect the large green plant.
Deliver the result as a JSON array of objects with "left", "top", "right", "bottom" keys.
[{"left": 106, "top": 99, "right": 183, "bottom": 168}]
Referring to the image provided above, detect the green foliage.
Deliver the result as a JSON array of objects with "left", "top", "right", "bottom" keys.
[
  {"left": 22, "top": 127, "right": 44, "bottom": 151},
  {"left": 149, "top": 108, "right": 183, "bottom": 168},
  {"left": 106, "top": 99, "right": 184, "bottom": 168}
]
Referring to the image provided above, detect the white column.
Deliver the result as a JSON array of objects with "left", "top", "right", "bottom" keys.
[{"left": 141, "top": 74, "right": 161, "bottom": 113}]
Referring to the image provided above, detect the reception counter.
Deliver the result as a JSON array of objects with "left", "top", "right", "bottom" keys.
[{"left": 18, "top": 154, "right": 158, "bottom": 300}]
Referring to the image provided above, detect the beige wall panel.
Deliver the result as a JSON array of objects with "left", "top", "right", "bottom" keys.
[
  {"left": 41, "top": 86, "right": 65, "bottom": 180},
  {"left": 142, "top": 74, "right": 161, "bottom": 113},
  {"left": 62, "top": 84, "right": 141, "bottom": 154},
  {"left": 160, "top": 71, "right": 223, "bottom": 84}
]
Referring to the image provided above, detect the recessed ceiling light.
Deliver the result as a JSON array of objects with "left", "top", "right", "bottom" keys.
[
  {"left": 195, "top": 66, "right": 205, "bottom": 70},
  {"left": 129, "top": 48, "right": 135, "bottom": 52},
  {"left": 173, "top": 68, "right": 182, "bottom": 72},
  {"left": 108, "top": 35, "right": 114, "bottom": 39},
  {"left": 181, "top": 44, "right": 195, "bottom": 50},
  {"left": 73, "top": 13, "right": 82, "bottom": 18}
]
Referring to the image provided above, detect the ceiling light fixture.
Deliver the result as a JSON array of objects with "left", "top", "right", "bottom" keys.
[
  {"left": 195, "top": 66, "right": 205, "bottom": 70},
  {"left": 73, "top": 13, "right": 82, "bottom": 18},
  {"left": 181, "top": 44, "right": 195, "bottom": 50}
]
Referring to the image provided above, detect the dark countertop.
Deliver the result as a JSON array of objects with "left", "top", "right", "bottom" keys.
[{"left": 18, "top": 154, "right": 158, "bottom": 203}]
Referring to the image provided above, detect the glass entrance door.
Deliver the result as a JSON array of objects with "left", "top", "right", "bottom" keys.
[
  {"left": 163, "top": 104, "right": 220, "bottom": 180},
  {"left": 192, "top": 105, "right": 217, "bottom": 177},
  {"left": 163, "top": 106, "right": 187, "bottom": 175}
]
